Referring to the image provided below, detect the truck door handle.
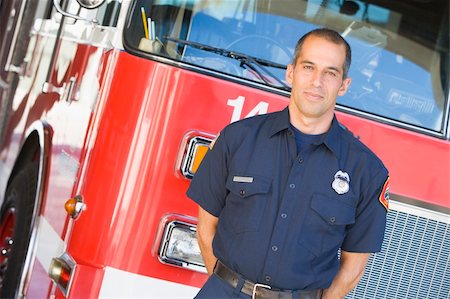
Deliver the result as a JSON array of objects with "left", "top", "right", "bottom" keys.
[
  {"left": 42, "top": 76, "right": 77, "bottom": 103},
  {"left": 6, "top": 62, "right": 27, "bottom": 76},
  {"left": 42, "top": 82, "right": 65, "bottom": 96}
]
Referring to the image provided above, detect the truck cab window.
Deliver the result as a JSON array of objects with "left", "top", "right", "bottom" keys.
[
  {"left": 124, "top": 0, "right": 449, "bottom": 135},
  {"left": 95, "top": 0, "right": 121, "bottom": 27}
]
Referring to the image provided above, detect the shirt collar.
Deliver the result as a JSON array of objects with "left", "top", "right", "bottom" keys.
[
  {"left": 268, "top": 107, "right": 291, "bottom": 137},
  {"left": 318, "top": 116, "right": 342, "bottom": 157},
  {"left": 268, "top": 107, "right": 343, "bottom": 157}
]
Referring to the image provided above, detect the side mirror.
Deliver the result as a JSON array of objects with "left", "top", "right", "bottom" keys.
[
  {"left": 77, "top": 0, "right": 105, "bottom": 9},
  {"left": 52, "top": 0, "right": 103, "bottom": 23},
  {"left": 339, "top": 0, "right": 360, "bottom": 15}
]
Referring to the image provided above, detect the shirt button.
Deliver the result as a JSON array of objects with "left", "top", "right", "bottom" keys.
[
  {"left": 330, "top": 216, "right": 336, "bottom": 223},
  {"left": 265, "top": 275, "right": 271, "bottom": 282},
  {"left": 271, "top": 246, "right": 278, "bottom": 252},
  {"left": 298, "top": 157, "right": 304, "bottom": 163},
  {"left": 281, "top": 213, "right": 288, "bottom": 219},
  {"left": 289, "top": 183, "right": 295, "bottom": 189},
  {"left": 239, "top": 189, "right": 245, "bottom": 196}
]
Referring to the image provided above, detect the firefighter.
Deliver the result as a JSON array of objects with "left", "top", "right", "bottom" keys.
[{"left": 187, "top": 28, "right": 389, "bottom": 299}]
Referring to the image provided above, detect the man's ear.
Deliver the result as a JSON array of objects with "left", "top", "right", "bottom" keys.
[
  {"left": 338, "top": 77, "right": 352, "bottom": 96},
  {"left": 286, "top": 64, "right": 294, "bottom": 85}
]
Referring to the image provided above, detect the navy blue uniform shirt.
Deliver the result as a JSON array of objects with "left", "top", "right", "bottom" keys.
[{"left": 187, "top": 107, "right": 389, "bottom": 290}]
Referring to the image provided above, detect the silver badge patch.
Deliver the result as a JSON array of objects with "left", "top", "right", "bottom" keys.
[
  {"left": 332, "top": 170, "right": 350, "bottom": 195},
  {"left": 233, "top": 176, "right": 254, "bottom": 183}
]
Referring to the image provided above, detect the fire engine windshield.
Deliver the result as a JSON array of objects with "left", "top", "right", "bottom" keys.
[{"left": 124, "top": 0, "right": 448, "bottom": 133}]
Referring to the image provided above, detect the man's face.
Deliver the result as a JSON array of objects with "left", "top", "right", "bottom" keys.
[{"left": 286, "top": 35, "right": 351, "bottom": 124}]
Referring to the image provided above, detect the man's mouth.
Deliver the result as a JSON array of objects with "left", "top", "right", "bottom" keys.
[{"left": 304, "top": 91, "right": 324, "bottom": 101}]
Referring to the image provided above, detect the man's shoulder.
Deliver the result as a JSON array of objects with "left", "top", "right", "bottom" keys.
[
  {"left": 338, "top": 123, "right": 387, "bottom": 172},
  {"left": 218, "top": 110, "right": 284, "bottom": 150},
  {"left": 223, "top": 110, "right": 282, "bottom": 134}
]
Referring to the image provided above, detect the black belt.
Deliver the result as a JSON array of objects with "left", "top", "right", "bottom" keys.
[{"left": 214, "top": 260, "right": 323, "bottom": 299}]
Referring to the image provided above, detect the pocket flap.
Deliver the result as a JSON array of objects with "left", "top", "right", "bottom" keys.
[
  {"left": 311, "top": 194, "right": 355, "bottom": 225},
  {"left": 226, "top": 174, "right": 271, "bottom": 198}
]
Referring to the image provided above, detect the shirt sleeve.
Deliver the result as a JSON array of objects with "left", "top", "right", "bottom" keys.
[
  {"left": 186, "top": 129, "right": 230, "bottom": 217},
  {"left": 341, "top": 170, "right": 389, "bottom": 253}
]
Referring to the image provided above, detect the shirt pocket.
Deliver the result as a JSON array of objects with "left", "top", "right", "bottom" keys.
[
  {"left": 224, "top": 174, "right": 272, "bottom": 233},
  {"left": 299, "top": 194, "right": 355, "bottom": 257}
]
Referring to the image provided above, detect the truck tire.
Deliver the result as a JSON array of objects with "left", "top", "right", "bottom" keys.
[{"left": 0, "top": 163, "right": 38, "bottom": 298}]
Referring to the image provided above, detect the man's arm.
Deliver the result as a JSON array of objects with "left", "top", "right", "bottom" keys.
[
  {"left": 197, "top": 206, "right": 219, "bottom": 275},
  {"left": 321, "top": 251, "right": 370, "bottom": 299}
]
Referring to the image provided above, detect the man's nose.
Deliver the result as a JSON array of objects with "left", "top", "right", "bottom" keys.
[{"left": 311, "top": 70, "right": 323, "bottom": 87}]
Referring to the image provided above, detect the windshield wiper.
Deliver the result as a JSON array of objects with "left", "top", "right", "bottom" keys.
[{"left": 164, "top": 36, "right": 290, "bottom": 91}]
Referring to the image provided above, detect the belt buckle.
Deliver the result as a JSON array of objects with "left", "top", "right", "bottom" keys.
[{"left": 252, "top": 283, "right": 272, "bottom": 299}]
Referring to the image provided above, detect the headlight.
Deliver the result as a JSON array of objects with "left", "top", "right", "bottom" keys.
[{"left": 158, "top": 217, "right": 206, "bottom": 273}]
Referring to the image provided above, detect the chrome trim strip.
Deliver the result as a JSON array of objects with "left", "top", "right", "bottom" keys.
[
  {"left": 390, "top": 193, "right": 450, "bottom": 216},
  {"left": 445, "top": 88, "right": 450, "bottom": 140},
  {"left": 4, "top": 0, "right": 27, "bottom": 72},
  {"left": 17, "top": 121, "right": 51, "bottom": 298},
  {"left": 390, "top": 198, "right": 450, "bottom": 224},
  {"left": 335, "top": 105, "right": 448, "bottom": 139}
]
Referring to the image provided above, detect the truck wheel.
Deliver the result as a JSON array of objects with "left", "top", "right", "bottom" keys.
[{"left": 0, "top": 163, "right": 38, "bottom": 298}]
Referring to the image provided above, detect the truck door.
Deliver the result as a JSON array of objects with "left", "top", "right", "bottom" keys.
[
  {"left": 0, "top": 0, "right": 122, "bottom": 297},
  {"left": 28, "top": 1, "right": 122, "bottom": 297},
  {"left": 0, "top": 0, "right": 52, "bottom": 146}
]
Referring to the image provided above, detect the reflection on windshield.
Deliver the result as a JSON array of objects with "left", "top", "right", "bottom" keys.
[
  {"left": 164, "top": 36, "right": 290, "bottom": 90},
  {"left": 124, "top": 0, "right": 448, "bottom": 133}
]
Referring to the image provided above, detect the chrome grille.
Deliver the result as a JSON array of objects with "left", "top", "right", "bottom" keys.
[{"left": 346, "top": 201, "right": 450, "bottom": 299}]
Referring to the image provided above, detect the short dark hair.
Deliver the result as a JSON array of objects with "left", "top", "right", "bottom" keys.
[{"left": 292, "top": 28, "right": 352, "bottom": 79}]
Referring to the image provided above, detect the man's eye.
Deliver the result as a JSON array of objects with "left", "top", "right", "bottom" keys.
[
  {"left": 303, "top": 65, "right": 313, "bottom": 70},
  {"left": 326, "top": 71, "right": 337, "bottom": 77}
]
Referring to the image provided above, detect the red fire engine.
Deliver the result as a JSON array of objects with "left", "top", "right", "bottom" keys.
[{"left": 0, "top": 0, "right": 448, "bottom": 298}]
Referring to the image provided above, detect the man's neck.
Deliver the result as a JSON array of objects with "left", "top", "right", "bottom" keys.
[{"left": 288, "top": 104, "right": 333, "bottom": 135}]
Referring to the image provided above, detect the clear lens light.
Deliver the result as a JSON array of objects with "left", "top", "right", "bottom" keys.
[{"left": 166, "top": 227, "right": 204, "bottom": 266}]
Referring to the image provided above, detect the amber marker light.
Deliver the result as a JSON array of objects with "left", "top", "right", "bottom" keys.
[
  {"left": 180, "top": 135, "right": 213, "bottom": 179},
  {"left": 64, "top": 195, "right": 86, "bottom": 219},
  {"left": 191, "top": 144, "right": 209, "bottom": 174}
]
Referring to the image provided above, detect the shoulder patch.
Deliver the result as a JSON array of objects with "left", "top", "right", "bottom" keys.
[{"left": 379, "top": 176, "right": 390, "bottom": 211}]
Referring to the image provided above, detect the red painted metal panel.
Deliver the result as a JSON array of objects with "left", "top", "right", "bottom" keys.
[{"left": 337, "top": 113, "right": 449, "bottom": 208}]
